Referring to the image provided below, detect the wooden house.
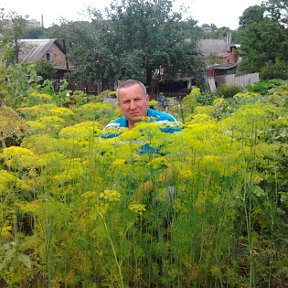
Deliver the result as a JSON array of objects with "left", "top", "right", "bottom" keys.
[{"left": 18, "top": 38, "right": 72, "bottom": 84}]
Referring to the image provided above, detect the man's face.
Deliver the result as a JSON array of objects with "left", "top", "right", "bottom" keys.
[{"left": 118, "top": 84, "right": 150, "bottom": 128}]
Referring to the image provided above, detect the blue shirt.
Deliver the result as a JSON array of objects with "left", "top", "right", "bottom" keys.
[{"left": 100, "top": 108, "right": 181, "bottom": 139}]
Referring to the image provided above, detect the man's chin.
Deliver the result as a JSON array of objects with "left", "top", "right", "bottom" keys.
[{"left": 129, "top": 115, "right": 142, "bottom": 122}]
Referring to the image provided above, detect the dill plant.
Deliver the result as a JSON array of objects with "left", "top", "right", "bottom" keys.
[{"left": 0, "top": 82, "right": 287, "bottom": 287}]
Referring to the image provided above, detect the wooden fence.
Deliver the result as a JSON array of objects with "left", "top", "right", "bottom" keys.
[
  {"left": 208, "top": 72, "right": 260, "bottom": 92},
  {"left": 224, "top": 73, "right": 259, "bottom": 87}
]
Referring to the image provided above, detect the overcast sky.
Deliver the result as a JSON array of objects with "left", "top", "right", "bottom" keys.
[{"left": 1, "top": 0, "right": 264, "bottom": 29}]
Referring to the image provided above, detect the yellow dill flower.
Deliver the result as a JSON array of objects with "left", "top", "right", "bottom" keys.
[
  {"left": 75, "top": 102, "right": 116, "bottom": 124},
  {"left": 81, "top": 191, "right": 97, "bottom": 198},
  {"left": 27, "top": 116, "right": 65, "bottom": 133},
  {"left": 237, "top": 106, "right": 266, "bottom": 117},
  {"left": 59, "top": 121, "right": 101, "bottom": 140},
  {"left": 193, "top": 105, "right": 216, "bottom": 117},
  {"left": 178, "top": 169, "right": 193, "bottom": 181},
  {"left": 15, "top": 179, "right": 31, "bottom": 191},
  {"left": 99, "top": 189, "right": 121, "bottom": 202},
  {"left": 149, "top": 99, "right": 158, "bottom": 107},
  {"left": 234, "top": 91, "right": 260, "bottom": 99},
  {"left": 0, "top": 225, "right": 12, "bottom": 240},
  {"left": 112, "top": 159, "right": 127, "bottom": 167},
  {"left": 17, "top": 104, "right": 58, "bottom": 118},
  {"left": 213, "top": 98, "right": 226, "bottom": 107},
  {"left": 16, "top": 200, "right": 41, "bottom": 213},
  {"left": 200, "top": 155, "right": 224, "bottom": 175},
  {"left": 22, "top": 134, "right": 71, "bottom": 155},
  {"left": 148, "top": 156, "right": 170, "bottom": 170},
  {"left": 1, "top": 146, "right": 44, "bottom": 169},
  {"left": 0, "top": 169, "right": 16, "bottom": 186},
  {"left": 48, "top": 107, "right": 74, "bottom": 117},
  {"left": 27, "top": 91, "right": 52, "bottom": 102},
  {"left": 26, "top": 120, "right": 45, "bottom": 130},
  {"left": 53, "top": 166, "right": 85, "bottom": 184},
  {"left": 187, "top": 113, "right": 214, "bottom": 124},
  {"left": 128, "top": 203, "right": 146, "bottom": 216}
]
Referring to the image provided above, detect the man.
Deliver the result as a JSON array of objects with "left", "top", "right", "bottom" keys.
[{"left": 100, "top": 79, "right": 181, "bottom": 139}]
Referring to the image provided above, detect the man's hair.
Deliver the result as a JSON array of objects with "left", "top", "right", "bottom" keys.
[{"left": 116, "top": 79, "right": 147, "bottom": 99}]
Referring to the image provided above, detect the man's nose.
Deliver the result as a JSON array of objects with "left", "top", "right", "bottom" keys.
[{"left": 129, "top": 101, "right": 136, "bottom": 109}]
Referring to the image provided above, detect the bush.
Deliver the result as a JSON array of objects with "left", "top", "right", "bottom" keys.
[
  {"left": 246, "top": 79, "right": 285, "bottom": 95},
  {"left": 260, "top": 59, "right": 288, "bottom": 80},
  {"left": 217, "top": 83, "right": 243, "bottom": 98}
]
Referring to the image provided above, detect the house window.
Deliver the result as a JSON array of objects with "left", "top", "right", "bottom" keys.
[{"left": 46, "top": 52, "right": 51, "bottom": 62}]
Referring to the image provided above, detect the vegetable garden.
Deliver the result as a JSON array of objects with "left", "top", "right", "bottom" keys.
[{"left": 0, "top": 68, "right": 287, "bottom": 287}]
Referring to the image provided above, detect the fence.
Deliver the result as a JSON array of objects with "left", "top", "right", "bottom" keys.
[{"left": 224, "top": 72, "right": 259, "bottom": 87}]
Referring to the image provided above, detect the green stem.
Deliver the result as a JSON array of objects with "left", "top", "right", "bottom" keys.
[{"left": 98, "top": 212, "right": 125, "bottom": 288}]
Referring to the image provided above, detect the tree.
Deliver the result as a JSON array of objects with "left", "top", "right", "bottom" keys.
[
  {"left": 67, "top": 0, "right": 205, "bottom": 93},
  {"left": 23, "top": 27, "right": 45, "bottom": 39},
  {"left": 239, "top": 5, "right": 266, "bottom": 28},
  {"left": 238, "top": 3, "right": 288, "bottom": 79},
  {"left": 34, "top": 60, "right": 57, "bottom": 80},
  {"left": 0, "top": 11, "right": 27, "bottom": 64},
  {"left": 264, "top": 0, "right": 288, "bottom": 24}
]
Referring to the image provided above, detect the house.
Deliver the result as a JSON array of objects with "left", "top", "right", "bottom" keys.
[
  {"left": 198, "top": 39, "right": 231, "bottom": 56},
  {"left": 18, "top": 38, "right": 72, "bottom": 84},
  {"left": 198, "top": 39, "right": 242, "bottom": 92}
]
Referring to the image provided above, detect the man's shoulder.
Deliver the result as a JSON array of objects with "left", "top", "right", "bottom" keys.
[
  {"left": 147, "top": 108, "right": 177, "bottom": 122},
  {"left": 147, "top": 108, "right": 181, "bottom": 133},
  {"left": 100, "top": 116, "right": 128, "bottom": 139},
  {"left": 104, "top": 117, "right": 128, "bottom": 129}
]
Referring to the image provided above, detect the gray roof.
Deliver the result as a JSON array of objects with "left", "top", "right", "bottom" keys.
[
  {"left": 18, "top": 39, "right": 61, "bottom": 62},
  {"left": 199, "top": 39, "right": 230, "bottom": 55}
]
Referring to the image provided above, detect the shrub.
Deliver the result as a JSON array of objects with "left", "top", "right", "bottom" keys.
[{"left": 217, "top": 83, "right": 243, "bottom": 98}]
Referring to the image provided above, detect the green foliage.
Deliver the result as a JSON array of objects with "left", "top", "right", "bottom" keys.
[
  {"left": 0, "top": 60, "right": 42, "bottom": 108},
  {"left": 0, "top": 48, "right": 288, "bottom": 288},
  {"left": 246, "top": 79, "right": 286, "bottom": 95},
  {"left": 23, "top": 27, "right": 45, "bottom": 39},
  {"left": 65, "top": 0, "right": 205, "bottom": 90},
  {"left": 238, "top": 3, "right": 288, "bottom": 77},
  {"left": 33, "top": 61, "right": 56, "bottom": 81},
  {"left": 217, "top": 83, "right": 243, "bottom": 98},
  {"left": 181, "top": 88, "right": 201, "bottom": 119},
  {"left": 260, "top": 58, "right": 288, "bottom": 80},
  {"left": 0, "top": 12, "right": 28, "bottom": 65},
  {"left": 0, "top": 107, "right": 29, "bottom": 148}
]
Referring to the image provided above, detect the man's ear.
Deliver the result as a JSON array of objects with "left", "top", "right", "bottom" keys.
[{"left": 146, "top": 95, "right": 150, "bottom": 102}]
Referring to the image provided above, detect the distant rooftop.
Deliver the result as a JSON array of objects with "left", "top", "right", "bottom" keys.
[
  {"left": 199, "top": 39, "right": 231, "bottom": 55},
  {"left": 19, "top": 39, "right": 58, "bottom": 62}
]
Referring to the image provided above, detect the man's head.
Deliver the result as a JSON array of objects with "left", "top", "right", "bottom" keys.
[{"left": 117, "top": 79, "right": 150, "bottom": 129}]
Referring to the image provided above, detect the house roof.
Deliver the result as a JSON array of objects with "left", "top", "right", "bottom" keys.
[
  {"left": 207, "top": 63, "right": 238, "bottom": 70},
  {"left": 199, "top": 39, "right": 231, "bottom": 55},
  {"left": 18, "top": 39, "right": 65, "bottom": 62}
]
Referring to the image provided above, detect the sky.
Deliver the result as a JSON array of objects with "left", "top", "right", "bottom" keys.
[{"left": 1, "top": 0, "right": 264, "bottom": 29}]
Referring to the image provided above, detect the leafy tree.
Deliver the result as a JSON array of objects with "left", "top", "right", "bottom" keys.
[
  {"left": 66, "top": 0, "right": 205, "bottom": 93},
  {"left": 239, "top": 5, "right": 266, "bottom": 28},
  {"left": 33, "top": 60, "right": 57, "bottom": 80},
  {"left": 0, "top": 11, "right": 27, "bottom": 64},
  {"left": 0, "top": 55, "right": 41, "bottom": 107},
  {"left": 264, "top": 0, "right": 288, "bottom": 24},
  {"left": 23, "top": 27, "right": 45, "bottom": 39},
  {"left": 238, "top": 3, "right": 288, "bottom": 78}
]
